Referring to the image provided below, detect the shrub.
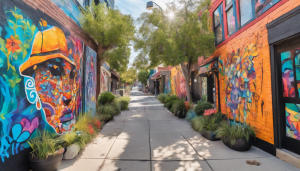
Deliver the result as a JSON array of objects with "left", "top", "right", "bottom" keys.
[
  {"left": 194, "top": 102, "right": 214, "bottom": 116},
  {"left": 157, "top": 93, "right": 167, "bottom": 103},
  {"left": 28, "top": 131, "right": 61, "bottom": 159},
  {"left": 185, "top": 110, "right": 197, "bottom": 121},
  {"left": 110, "top": 101, "right": 121, "bottom": 115},
  {"left": 98, "top": 92, "right": 115, "bottom": 104},
  {"left": 75, "top": 113, "right": 99, "bottom": 134},
  {"left": 191, "top": 112, "right": 222, "bottom": 133},
  {"left": 173, "top": 99, "right": 187, "bottom": 118},
  {"left": 216, "top": 123, "right": 256, "bottom": 146},
  {"left": 116, "top": 96, "right": 131, "bottom": 110},
  {"left": 164, "top": 95, "right": 179, "bottom": 110},
  {"left": 97, "top": 105, "right": 115, "bottom": 122}
]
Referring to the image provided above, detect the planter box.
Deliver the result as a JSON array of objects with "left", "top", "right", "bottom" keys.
[
  {"left": 222, "top": 136, "right": 253, "bottom": 151},
  {"left": 199, "top": 130, "right": 220, "bottom": 141},
  {"left": 28, "top": 150, "right": 64, "bottom": 171}
]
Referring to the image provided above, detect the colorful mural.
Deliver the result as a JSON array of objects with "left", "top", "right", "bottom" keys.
[
  {"left": 51, "top": 0, "right": 85, "bottom": 25},
  {"left": 285, "top": 103, "right": 300, "bottom": 140},
  {"left": 281, "top": 51, "right": 295, "bottom": 97},
  {"left": 85, "top": 46, "right": 97, "bottom": 115},
  {"left": 0, "top": 4, "right": 83, "bottom": 162},
  {"left": 164, "top": 76, "right": 171, "bottom": 94},
  {"left": 219, "top": 40, "right": 259, "bottom": 123},
  {"left": 101, "top": 69, "right": 109, "bottom": 93},
  {"left": 202, "top": 77, "right": 207, "bottom": 98},
  {"left": 170, "top": 66, "right": 187, "bottom": 98},
  {"left": 198, "top": 61, "right": 218, "bottom": 75},
  {"left": 255, "top": 0, "right": 280, "bottom": 17}
]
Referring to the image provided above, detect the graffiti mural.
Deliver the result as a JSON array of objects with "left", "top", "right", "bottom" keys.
[
  {"left": 0, "top": 3, "right": 84, "bottom": 162},
  {"left": 170, "top": 66, "right": 187, "bottom": 98},
  {"left": 85, "top": 46, "right": 97, "bottom": 115},
  {"left": 219, "top": 40, "right": 259, "bottom": 123},
  {"left": 285, "top": 103, "right": 300, "bottom": 140},
  {"left": 101, "top": 69, "right": 109, "bottom": 93},
  {"left": 164, "top": 76, "right": 171, "bottom": 94},
  {"left": 255, "top": 0, "right": 280, "bottom": 17},
  {"left": 281, "top": 51, "right": 295, "bottom": 97},
  {"left": 202, "top": 77, "right": 207, "bottom": 98},
  {"left": 51, "top": 0, "right": 86, "bottom": 25}
]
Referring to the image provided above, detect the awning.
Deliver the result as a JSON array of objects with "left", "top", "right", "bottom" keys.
[
  {"left": 111, "top": 70, "right": 120, "bottom": 79},
  {"left": 160, "top": 70, "right": 170, "bottom": 76},
  {"left": 198, "top": 58, "right": 218, "bottom": 76},
  {"left": 151, "top": 71, "right": 161, "bottom": 79}
]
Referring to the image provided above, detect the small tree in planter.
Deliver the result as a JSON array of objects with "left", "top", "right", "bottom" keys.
[
  {"left": 28, "top": 131, "right": 64, "bottom": 171},
  {"left": 191, "top": 109, "right": 222, "bottom": 141}
]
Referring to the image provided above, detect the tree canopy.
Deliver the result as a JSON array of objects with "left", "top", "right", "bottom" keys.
[
  {"left": 120, "top": 67, "right": 137, "bottom": 84},
  {"left": 80, "top": 2, "right": 135, "bottom": 94},
  {"left": 134, "top": 0, "right": 215, "bottom": 101},
  {"left": 137, "top": 70, "right": 149, "bottom": 85}
]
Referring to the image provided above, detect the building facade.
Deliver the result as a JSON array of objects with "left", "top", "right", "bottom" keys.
[{"left": 205, "top": 0, "right": 300, "bottom": 157}]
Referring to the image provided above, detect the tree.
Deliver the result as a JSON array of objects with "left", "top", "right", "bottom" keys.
[
  {"left": 138, "top": 70, "right": 149, "bottom": 85},
  {"left": 120, "top": 67, "right": 137, "bottom": 85},
  {"left": 81, "top": 3, "right": 135, "bottom": 95},
  {"left": 134, "top": 0, "right": 215, "bottom": 102}
]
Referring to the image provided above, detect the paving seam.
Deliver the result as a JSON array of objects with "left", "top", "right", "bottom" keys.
[
  {"left": 145, "top": 108, "right": 153, "bottom": 171},
  {"left": 180, "top": 133, "right": 214, "bottom": 171}
]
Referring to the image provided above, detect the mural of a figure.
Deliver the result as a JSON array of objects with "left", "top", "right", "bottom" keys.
[
  {"left": 179, "top": 76, "right": 187, "bottom": 98},
  {"left": 0, "top": 3, "right": 84, "bottom": 164},
  {"left": 164, "top": 76, "right": 171, "bottom": 94},
  {"left": 85, "top": 47, "right": 97, "bottom": 115}
]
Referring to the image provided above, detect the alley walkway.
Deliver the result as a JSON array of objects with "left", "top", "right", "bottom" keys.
[{"left": 59, "top": 87, "right": 299, "bottom": 171}]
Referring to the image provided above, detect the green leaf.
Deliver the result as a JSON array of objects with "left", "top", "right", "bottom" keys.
[
  {"left": 0, "top": 37, "right": 5, "bottom": 48},
  {"left": 9, "top": 76, "right": 22, "bottom": 88},
  {"left": 0, "top": 58, "right": 3, "bottom": 68},
  {"left": 23, "top": 50, "right": 27, "bottom": 58}
]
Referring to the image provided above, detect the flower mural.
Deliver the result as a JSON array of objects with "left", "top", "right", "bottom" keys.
[
  {"left": 85, "top": 46, "right": 97, "bottom": 115},
  {"left": 219, "top": 41, "right": 259, "bottom": 123}
]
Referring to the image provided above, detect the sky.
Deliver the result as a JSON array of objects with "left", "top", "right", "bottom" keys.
[{"left": 115, "top": 0, "right": 174, "bottom": 68}]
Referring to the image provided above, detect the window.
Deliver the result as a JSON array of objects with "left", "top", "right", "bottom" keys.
[
  {"left": 214, "top": 4, "right": 224, "bottom": 44},
  {"left": 239, "top": 0, "right": 255, "bottom": 26},
  {"left": 225, "top": 0, "right": 238, "bottom": 36}
]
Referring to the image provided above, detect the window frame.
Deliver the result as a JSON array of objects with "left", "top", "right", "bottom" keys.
[
  {"left": 225, "top": 0, "right": 238, "bottom": 36},
  {"left": 213, "top": 3, "right": 225, "bottom": 45},
  {"left": 238, "top": 0, "right": 256, "bottom": 28}
]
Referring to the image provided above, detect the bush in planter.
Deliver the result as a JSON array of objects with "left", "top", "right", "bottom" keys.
[
  {"left": 98, "top": 92, "right": 115, "bottom": 105},
  {"left": 191, "top": 111, "right": 222, "bottom": 133},
  {"left": 216, "top": 122, "right": 256, "bottom": 150},
  {"left": 194, "top": 101, "right": 214, "bottom": 116},
  {"left": 164, "top": 95, "right": 179, "bottom": 110},
  {"left": 157, "top": 93, "right": 167, "bottom": 103},
  {"left": 173, "top": 99, "right": 188, "bottom": 118},
  {"left": 185, "top": 109, "right": 197, "bottom": 121}
]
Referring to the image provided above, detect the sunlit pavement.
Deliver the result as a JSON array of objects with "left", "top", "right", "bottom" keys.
[{"left": 59, "top": 87, "right": 299, "bottom": 171}]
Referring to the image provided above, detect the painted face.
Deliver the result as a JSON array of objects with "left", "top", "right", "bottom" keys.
[{"left": 34, "top": 59, "right": 76, "bottom": 133}]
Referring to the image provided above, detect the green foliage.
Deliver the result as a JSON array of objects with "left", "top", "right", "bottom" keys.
[
  {"left": 134, "top": 0, "right": 215, "bottom": 101},
  {"left": 194, "top": 101, "right": 213, "bottom": 116},
  {"left": 119, "top": 100, "right": 129, "bottom": 110},
  {"left": 97, "top": 105, "right": 115, "bottom": 121},
  {"left": 98, "top": 92, "right": 115, "bottom": 104},
  {"left": 173, "top": 99, "right": 187, "bottom": 117},
  {"left": 138, "top": 70, "right": 149, "bottom": 85},
  {"left": 185, "top": 109, "right": 197, "bottom": 121},
  {"left": 80, "top": 3, "right": 135, "bottom": 73},
  {"left": 28, "top": 131, "right": 61, "bottom": 159},
  {"left": 164, "top": 95, "right": 179, "bottom": 110},
  {"left": 157, "top": 93, "right": 167, "bottom": 103},
  {"left": 191, "top": 112, "right": 222, "bottom": 133},
  {"left": 216, "top": 123, "right": 256, "bottom": 146},
  {"left": 110, "top": 101, "right": 121, "bottom": 115},
  {"left": 120, "top": 67, "right": 137, "bottom": 84},
  {"left": 75, "top": 113, "right": 99, "bottom": 134},
  {"left": 201, "top": 95, "right": 207, "bottom": 102}
]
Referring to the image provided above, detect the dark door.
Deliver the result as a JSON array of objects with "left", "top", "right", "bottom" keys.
[
  {"left": 277, "top": 41, "right": 300, "bottom": 154},
  {"left": 207, "top": 74, "right": 215, "bottom": 104}
]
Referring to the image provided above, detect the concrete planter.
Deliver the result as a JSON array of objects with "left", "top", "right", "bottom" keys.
[
  {"left": 199, "top": 130, "right": 220, "bottom": 141},
  {"left": 221, "top": 136, "right": 254, "bottom": 151},
  {"left": 116, "top": 89, "right": 123, "bottom": 96},
  {"left": 28, "top": 149, "right": 64, "bottom": 171}
]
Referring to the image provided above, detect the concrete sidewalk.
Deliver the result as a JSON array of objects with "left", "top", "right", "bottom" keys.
[{"left": 59, "top": 87, "right": 299, "bottom": 171}]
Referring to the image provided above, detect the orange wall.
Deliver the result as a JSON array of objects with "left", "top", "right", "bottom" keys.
[{"left": 207, "top": 0, "right": 300, "bottom": 145}]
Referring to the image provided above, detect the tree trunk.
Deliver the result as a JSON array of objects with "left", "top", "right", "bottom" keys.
[
  {"left": 180, "top": 62, "right": 192, "bottom": 102},
  {"left": 96, "top": 46, "right": 105, "bottom": 98}
]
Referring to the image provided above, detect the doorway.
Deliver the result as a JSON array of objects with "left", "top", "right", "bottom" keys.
[{"left": 276, "top": 39, "right": 300, "bottom": 155}]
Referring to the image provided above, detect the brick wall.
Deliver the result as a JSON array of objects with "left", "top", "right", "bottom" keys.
[{"left": 207, "top": 0, "right": 300, "bottom": 145}]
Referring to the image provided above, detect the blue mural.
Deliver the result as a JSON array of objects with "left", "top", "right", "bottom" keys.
[
  {"left": 85, "top": 46, "right": 97, "bottom": 115},
  {"left": 51, "top": 0, "right": 86, "bottom": 25}
]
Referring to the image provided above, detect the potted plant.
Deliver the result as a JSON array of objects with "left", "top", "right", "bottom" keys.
[
  {"left": 194, "top": 101, "right": 214, "bottom": 116},
  {"left": 173, "top": 99, "right": 188, "bottom": 118},
  {"left": 216, "top": 122, "right": 256, "bottom": 151},
  {"left": 191, "top": 109, "right": 222, "bottom": 141},
  {"left": 28, "top": 131, "right": 64, "bottom": 171}
]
